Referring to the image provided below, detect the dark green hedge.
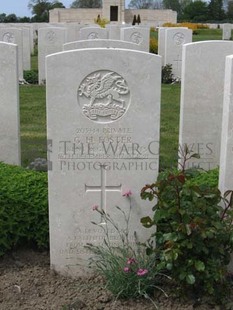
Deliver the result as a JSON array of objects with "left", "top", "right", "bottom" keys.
[{"left": 0, "top": 162, "right": 48, "bottom": 256}]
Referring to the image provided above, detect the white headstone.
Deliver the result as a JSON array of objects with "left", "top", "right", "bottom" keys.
[
  {"left": 23, "top": 27, "right": 31, "bottom": 70},
  {"left": 79, "top": 27, "right": 108, "bottom": 40},
  {"left": 0, "top": 42, "right": 20, "bottom": 165},
  {"left": 222, "top": 23, "right": 232, "bottom": 40},
  {"left": 38, "top": 27, "right": 66, "bottom": 84},
  {"left": 219, "top": 54, "right": 233, "bottom": 272},
  {"left": 164, "top": 27, "right": 192, "bottom": 79},
  {"left": 120, "top": 27, "right": 150, "bottom": 52},
  {"left": 46, "top": 48, "right": 161, "bottom": 277},
  {"left": 65, "top": 24, "right": 82, "bottom": 43},
  {"left": 0, "top": 28, "right": 23, "bottom": 80},
  {"left": 179, "top": 41, "right": 233, "bottom": 170},
  {"left": 63, "top": 39, "right": 144, "bottom": 51}
]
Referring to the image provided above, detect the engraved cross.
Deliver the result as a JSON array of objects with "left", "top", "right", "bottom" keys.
[
  {"left": 85, "top": 164, "right": 122, "bottom": 215},
  {"left": 173, "top": 54, "right": 182, "bottom": 71}
]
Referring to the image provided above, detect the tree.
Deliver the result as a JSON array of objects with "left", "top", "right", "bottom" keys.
[
  {"left": 181, "top": 1, "right": 208, "bottom": 22},
  {"left": 28, "top": 0, "right": 65, "bottom": 22},
  {"left": 227, "top": 0, "right": 233, "bottom": 20},
  {"left": 70, "top": 0, "right": 102, "bottom": 8},
  {"left": 128, "top": 0, "right": 158, "bottom": 9},
  {"left": 163, "top": 0, "right": 181, "bottom": 16},
  {"left": 207, "top": 0, "right": 226, "bottom": 21}
]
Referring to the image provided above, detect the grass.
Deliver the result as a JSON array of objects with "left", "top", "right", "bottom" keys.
[
  {"left": 193, "top": 28, "right": 223, "bottom": 42},
  {"left": 20, "top": 85, "right": 46, "bottom": 167}
]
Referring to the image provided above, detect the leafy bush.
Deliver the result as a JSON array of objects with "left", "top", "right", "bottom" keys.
[
  {"left": 0, "top": 162, "right": 49, "bottom": 256},
  {"left": 162, "top": 22, "right": 209, "bottom": 30},
  {"left": 162, "top": 64, "right": 174, "bottom": 84},
  {"left": 23, "top": 70, "right": 38, "bottom": 84},
  {"left": 150, "top": 37, "right": 158, "bottom": 54},
  {"left": 94, "top": 16, "right": 109, "bottom": 28},
  {"left": 86, "top": 191, "right": 168, "bottom": 303},
  {"left": 140, "top": 150, "right": 233, "bottom": 303}
]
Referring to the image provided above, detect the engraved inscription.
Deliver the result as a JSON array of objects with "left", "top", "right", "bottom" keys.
[
  {"left": 88, "top": 32, "right": 99, "bottom": 39},
  {"left": 3, "top": 32, "right": 15, "bottom": 43},
  {"left": 130, "top": 32, "right": 143, "bottom": 45},
  {"left": 173, "top": 32, "right": 185, "bottom": 45},
  {"left": 46, "top": 30, "right": 56, "bottom": 43},
  {"left": 78, "top": 70, "right": 130, "bottom": 123}
]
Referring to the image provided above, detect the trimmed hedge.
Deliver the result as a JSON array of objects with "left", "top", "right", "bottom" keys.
[{"left": 0, "top": 162, "right": 48, "bottom": 256}]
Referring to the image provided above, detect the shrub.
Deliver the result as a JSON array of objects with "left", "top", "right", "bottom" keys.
[
  {"left": 94, "top": 16, "right": 109, "bottom": 28},
  {"left": 0, "top": 162, "right": 49, "bottom": 256},
  {"left": 150, "top": 37, "right": 158, "bottom": 54},
  {"left": 162, "top": 22, "right": 209, "bottom": 31},
  {"left": 86, "top": 191, "right": 168, "bottom": 303},
  {"left": 140, "top": 148, "right": 233, "bottom": 303},
  {"left": 162, "top": 64, "right": 174, "bottom": 84},
  {"left": 23, "top": 70, "right": 38, "bottom": 84}
]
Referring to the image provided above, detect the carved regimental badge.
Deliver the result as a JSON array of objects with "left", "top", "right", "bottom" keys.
[
  {"left": 3, "top": 32, "right": 15, "bottom": 43},
  {"left": 88, "top": 32, "right": 99, "bottom": 39},
  {"left": 173, "top": 32, "right": 185, "bottom": 45},
  {"left": 46, "top": 31, "right": 57, "bottom": 43},
  {"left": 78, "top": 71, "right": 130, "bottom": 123},
  {"left": 130, "top": 32, "right": 143, "bottom": 45}
]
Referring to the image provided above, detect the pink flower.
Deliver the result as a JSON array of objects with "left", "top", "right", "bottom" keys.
[
  {"left": 122, "top": 190, "right": 132, "bottom": 197},
  {"left": 123, "top": 267, "right": 130, "bottom": 273},
  {"left": 137, "top": 268, "right": 148, "bottom": 276},
  {"left": 92, "top": 205, "right": 99, "bottom": 211},
  {"left": 127, "top": 258, "right": 136, "bottom": 265}
]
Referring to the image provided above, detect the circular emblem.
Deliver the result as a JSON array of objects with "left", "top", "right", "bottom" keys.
[
  {"left": 3, "top": 32, "right": 15, "bottom": 43},
  {"left": 88, "top": 32, "right": 99, "bottom": 39},
  {"left": 46, "top": 31, "right": 56, "bottom": 43},
  {"left": 173, "top": 32, "right": 185, "bottom": 45},
  {"left": 130, "top": 32, "right": 143, "bottom": 45},
  {"left": 78, "top": 70, "right": 130, "bottom": 123}
]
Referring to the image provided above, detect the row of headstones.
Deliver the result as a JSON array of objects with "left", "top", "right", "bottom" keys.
[
  {"left": 38, "top": 25, "right": 150, "bottom": 84},
  {"left": 0, "top": 23, "right": 150, "bottom": 83},
  {"left": 1, "top": 38, "right": 233, "bottom": 275}
]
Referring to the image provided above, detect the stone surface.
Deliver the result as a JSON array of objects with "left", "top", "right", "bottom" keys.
[
  {"left": 0, "top": 27, "right": 23, "bottom": 80},
  {"left": 38, "top": 27, "right": 66, "bottom": 84},
  {"left": 164, "top": 27, "right": 192, "bottom": 79},
  {"left": 79, "top": 27, "right": 108, "bottom": 40},
  {"left": 63, "top": 39, "right": 144, "bottom": 51},
  {"left": 22, "top": 27, "right": 31, "bottom": 70},
  {"left": 46, "top": 48, "right": 161, "bottom": 277},
  {"left": 222, "top": 23, "right": 232, "bottom": 40},
  {"left": 120, "top": 26, "right": 150, "bottom": 52},
  {"left": 219, "top": 55, "right": 233, "bottom": 272},
  {"left": 179, "top": 41, "right": 233, "bottom": 170},
  {"left": 0, "top": 42, "right": 20, "bottom": 165}
]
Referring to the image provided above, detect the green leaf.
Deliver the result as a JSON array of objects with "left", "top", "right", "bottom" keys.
[
  {"left": 186, "top": 274, "right": 195, "bottom": 285},
  {"left": 140, "top": 216, "right": 154, "bottom": 228},
  {"left": 194, "top": 260, "right": 205, "bottom": 271}
]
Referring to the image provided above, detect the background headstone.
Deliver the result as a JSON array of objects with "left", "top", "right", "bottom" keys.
[
  {"left": 0, "top": 42, "right": 20, "bottom": 165},
  {"left": 222, "top": 23, "right": 232, "bottom": 40},
  {"left": 0, "top": 28, "right": 23, "bottom": 80},
  {"left": 164, "top": 27, "right": 192, "bottom": 79},
  {"left": 79, "top": 27, "right": 108, "bottom": 40},
  {"left": 120, "top": 26, "right": 150, "bottom": 52},
  {"left": 63, "top": 39, "right": 144, "bottom": 51},
  {"left": 46, "top": 48, "right": 161, "bottom": 277},
  {"left": 179, "top": 41, "right": 233, "bottom": 170},
  {"left": 38, "top": 27, "right": 66, "bottom": 84}
]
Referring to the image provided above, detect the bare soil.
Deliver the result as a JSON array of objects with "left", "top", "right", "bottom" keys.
[{"left": 0, "top": 249, "right": 232, "bottom": 310}]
